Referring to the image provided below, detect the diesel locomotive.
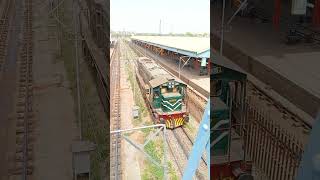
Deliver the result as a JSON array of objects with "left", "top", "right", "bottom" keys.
[
  {"left": 136, "top": 57, "right": 189, "bottom": 129},
  {"left": 211, "top": 53, "right": 253, "bottom": 180}
]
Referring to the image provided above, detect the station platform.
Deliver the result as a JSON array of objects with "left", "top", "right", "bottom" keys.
[
  {"left": 214, "top": 52, "right": 312, "bottom": 144},
  {"left": 132, "top": 42, "right": 210, "bottom": 98},
  {"left": 212, "top": 8, "right": 320, "bottom": 118}
]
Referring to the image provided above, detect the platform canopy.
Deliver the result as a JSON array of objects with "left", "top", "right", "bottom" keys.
[
  {"left": 212, "top": 52, "right": 247, "bottom": 82},
  {"left": 131, "top": 36, "right": 210, "bottom": 58}
]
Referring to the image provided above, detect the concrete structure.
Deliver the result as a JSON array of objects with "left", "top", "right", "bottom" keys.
[{"left": 212, "top": 2, "right": 320, "bottom": 119}]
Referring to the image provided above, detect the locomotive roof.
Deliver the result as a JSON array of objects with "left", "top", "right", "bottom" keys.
[
  {"left": 139, "top": 57, "right": 174, "bottom": 79},
  {"left": 149, "top": 76, "right": 171, "bottom": 88},
  {"left": 212, "top": 52, "right": 247, "bottom": 82},
  {"left": 149, "top": 76, "right": 185, "bottom": 88},
  {"left": 162, "top": 92, "right": 181, "bottom": 98},
  {"left": 212, "top": 53, "right": 247, "bottom": 75},
  {"left": 138, "top": 57, "right": 186, "bottom": 88}
]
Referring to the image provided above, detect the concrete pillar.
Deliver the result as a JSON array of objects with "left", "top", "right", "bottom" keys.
[
  {"left": 313, "top": 0, "right": 320, "bottom": 27},
  {"left": 273, "top": 0, "right": 281, "bottom": 30}
]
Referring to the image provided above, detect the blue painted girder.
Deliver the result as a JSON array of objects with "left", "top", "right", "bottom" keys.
[
  {"left": 182, "top": 99, "right": 210, "bottom": 180},
  {"left": 296, "top": 112, "right": 320, "bottom": 180}
]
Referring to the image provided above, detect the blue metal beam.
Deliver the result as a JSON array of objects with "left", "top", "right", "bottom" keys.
[
  {"left": 296, "top": 112, "right": 320, "bottom": 180},
  {"left": 182, "top": 99, "right": 210, "bottom": 180}
]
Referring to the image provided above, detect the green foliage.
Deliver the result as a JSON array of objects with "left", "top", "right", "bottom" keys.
[
  {"left": 58, "top": 4, "right": 107, "bottom": 180},
  {"left": 168, "top": 162, "right": 179, "bottom": 180},
  {"left": 125, "top": 60, "right": 147, "bottom": 119},
  {"left": 142, "top": 140, "right": 164, "bottom": 180},
  {"left": 185, "top": 32, "right": 195, "bottom": 36}
]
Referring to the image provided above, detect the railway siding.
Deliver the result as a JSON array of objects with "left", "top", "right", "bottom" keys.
[
  {"left": 12, "top": 0, "right": 34, "bottom": 178},
  {"left": 110, "top": 42, "right": 121, "bottom": 179},
  {"left": 0, "top": 0, "right": 13, "bottom": 76}
]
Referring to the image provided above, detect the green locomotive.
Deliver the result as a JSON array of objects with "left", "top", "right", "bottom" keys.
[
  {"left": 211, "top": 53, "right": 253, "bottom": 179},
  {"left": 136, "top": 57, "right": 189, "bottom": 129}
]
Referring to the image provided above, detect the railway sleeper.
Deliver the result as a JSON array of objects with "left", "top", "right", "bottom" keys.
[
  {"left": 16, "top": 112, "right": 34, "bottom": 120},
  {"left": 17, "top": 93, "right": 27, "bottom": 98},
  {"left": 16, "top": 100, "right": 26, "bottom": 107},
  {"left": 9, "top": 167, "right": 33, "bottom": 175},
  {"left": 16, "top": 126, "right": 34, "bottom": 134},
  {"left": 15, "top": 153, "right": 33, "bottom": 162},
  {"left": 16, "top": 107, "right": 27, "bottom": 113},
  {"left": 15, "top": 144, "right": 33, "bottom": 153},
  {"left": 18, "top": 87, "right": 27, "bottom": 94},
  {"left": 16, "top": 120, "right": 34, "bottom": 128},
  {"left": 15, "top": 150, "right": 34, "bottom": 160},
  {"left": 16, "top": 116, "right": 34, "bottom": 123},
  {"left": 15, "top": 136, "right": 35, "bottom": 145}
]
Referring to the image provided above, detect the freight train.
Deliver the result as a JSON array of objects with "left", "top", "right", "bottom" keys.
[
  {"left": 136, "top": 57, "right": 189, "bottom": 129},
  {"left": 211, "top": 53, "right": 254, "bottom": 180}
]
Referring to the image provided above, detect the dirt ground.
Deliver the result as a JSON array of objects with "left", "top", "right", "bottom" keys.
[
  {"left": 119, "top": 57, "right": 142, "bottom": 180},
  {"left": 30, "top": 0, "right": 78, "bottom": 179},
  {"left": 0, "top": 1, "right": 23, "bottom": 179}
]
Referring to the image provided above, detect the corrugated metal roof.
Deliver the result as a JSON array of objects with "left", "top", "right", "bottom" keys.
[
  {"left": 212, "top": 52, "right": 247, "bottom": 75},
  {"left": 149, "top": 77, "right": 168, "bottom": 88},
  {"left": 139, "top": 57, "right": 174, "bottom": 79},
  {"left": 131, "top": 36, "right": 210, "bottom": 58}
]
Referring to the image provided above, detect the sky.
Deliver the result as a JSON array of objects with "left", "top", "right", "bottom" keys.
[{"left": 110, "top": 0, "right": 210, "bottom": 34}]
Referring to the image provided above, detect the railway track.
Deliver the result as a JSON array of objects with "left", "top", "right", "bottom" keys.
[
  {"left": 0, "top": 0, "right": 13, "bottom": 76},
  {"left": 121, "top": 40, "right": 208, "bottom": 178},
  {"left": 166, "top": 127, "right": 207, "bottom": 180},
  {"left": 10, "top": 0, "right": 34, "bottom": 178},
  {"left": 166, "top": 130, "right": 188, "bottom": 176},
  {"left": 180, "top": 127, "right": 208, "bottom": 165},
  {"left": 174, "top": 128, "right": 207, "bottom": 178},
  {"left": 110, "top": 42, "right": 121, "bottom": 180}
]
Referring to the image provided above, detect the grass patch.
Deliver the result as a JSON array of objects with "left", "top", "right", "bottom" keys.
[
  {"left": 140, "top": 121, "right": 153, "bottom": 137},
  {"left": 141, "top": 139, "right": 178, "bottom": 180},
  {"left": 58, "top": 4, "right": 107, "bottom": 180},
  {"left": 125, "top": 60, "right": 147, "bottom": 122},
  {"left": 168, "top": 162, "right": 179, "bottom": 180},
  {"left": 142, "top": 140, "right": 164, "bottom": 180},
  {"left": 185, "top": 121, "right": 196, "bottom": 135}
]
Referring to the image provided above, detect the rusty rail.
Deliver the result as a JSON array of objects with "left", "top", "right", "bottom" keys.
[
  {"left": 12, "top": 0, "right": 34, "bottom": 179},
  {"left": 0, "top": 0, "right": 12, "bottom": 75},
  {"left": 110, "top": 41, "right": 121, "bottom": 180}
]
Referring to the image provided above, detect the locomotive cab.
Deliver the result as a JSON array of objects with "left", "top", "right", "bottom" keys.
[
  {"left": 211, "top": 53, "right": 252, "bottom": 179},
  {"left": 136, "top": 57, "right": 189, "bottom": 129}
]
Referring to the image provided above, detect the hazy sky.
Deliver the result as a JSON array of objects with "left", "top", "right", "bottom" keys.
[{"left": 110, "top": 0, "right": 209, "bottom": 34}]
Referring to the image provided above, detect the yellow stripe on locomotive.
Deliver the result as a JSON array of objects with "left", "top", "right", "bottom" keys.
[{"left": 163, "top": 116, "right": 185, "bottom": 129}]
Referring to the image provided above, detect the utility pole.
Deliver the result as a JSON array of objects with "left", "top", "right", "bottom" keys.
[
  {"left": 73, "top": 0, "right": 82, "bottom": 140},
  {"left": 159, "top": 20, "right": 162, "bottom": 35},
  {"left": 220, "top": 0, "right": 226, "bottom": 55}
]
